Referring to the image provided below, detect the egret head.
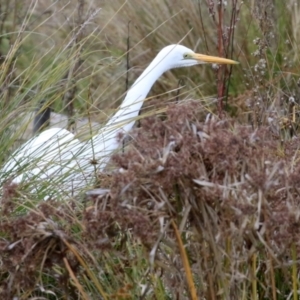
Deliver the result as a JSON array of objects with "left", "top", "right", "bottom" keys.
[{"left": 157, "top": 44, "right": 238, "bottom": 70}]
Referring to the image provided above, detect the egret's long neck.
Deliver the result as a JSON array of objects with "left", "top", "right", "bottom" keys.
[
  {"left": 88, "top": 53, "right": 169, "bottom": 169},
  {"left": 106, "top": 55, "right": 168, "bottom": 128}
]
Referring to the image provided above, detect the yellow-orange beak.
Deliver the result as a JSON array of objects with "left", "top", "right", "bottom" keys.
[{"left": 191, "top": 53, "right": 238, "bottom": 64}]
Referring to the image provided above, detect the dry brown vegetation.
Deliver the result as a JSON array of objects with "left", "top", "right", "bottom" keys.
[{"left": 1, "top": 0, "right": 300, "bottom": 299}]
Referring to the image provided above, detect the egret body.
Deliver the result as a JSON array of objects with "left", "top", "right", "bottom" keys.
[{"left": 1, "top": 45, "right": 238, "bottom": 198}]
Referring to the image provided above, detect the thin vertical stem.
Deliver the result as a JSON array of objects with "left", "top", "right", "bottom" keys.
[
  {"left": 292, "top": 243, "right": 298, "bottom": 300},
  {"left": 217, "top": 1, "right": 225, "bottom": 117},
  {"left": 252, "top": 253, "right": 258, "bottom": 300}
]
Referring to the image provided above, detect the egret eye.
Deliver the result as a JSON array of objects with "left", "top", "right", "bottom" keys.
[{"left": 183, "top": 53, "right": 190, "bottom": 59}]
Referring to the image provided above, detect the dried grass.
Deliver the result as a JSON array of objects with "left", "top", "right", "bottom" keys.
[
  {"left": 1, "top": 101, "right": 300, "bottom": 298},
  {"left": 1, "top": 0, "right": 300, "bottom": 299}
]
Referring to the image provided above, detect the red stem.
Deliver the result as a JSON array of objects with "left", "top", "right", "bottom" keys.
[{"left": 217, "top": 1, "right": 225, "bottom": 117}]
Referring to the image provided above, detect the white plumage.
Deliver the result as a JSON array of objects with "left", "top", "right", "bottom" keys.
[{"left": 1, "top": 44, "right": 238, "bottom": 198}]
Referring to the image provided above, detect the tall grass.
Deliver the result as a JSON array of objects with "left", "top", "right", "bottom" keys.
[{"left": 1, "top": 0, "right": 300, "bottom": 299}]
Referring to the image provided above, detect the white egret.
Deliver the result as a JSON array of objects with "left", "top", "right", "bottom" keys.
[{"left": 1, "top": 44, "right": 238, "bottom": 198}]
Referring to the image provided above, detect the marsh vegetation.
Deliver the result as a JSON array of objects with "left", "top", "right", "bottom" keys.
[{"left": 1, "top": 0, "right": 300, "bottom": 299}]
